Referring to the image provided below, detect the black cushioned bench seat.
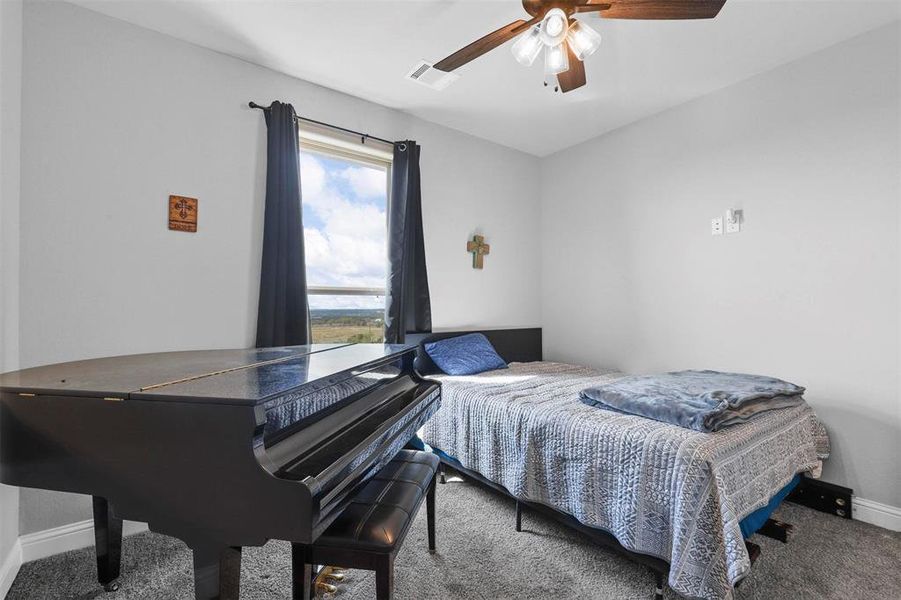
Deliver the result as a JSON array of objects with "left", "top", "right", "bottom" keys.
[{"left": 292, "top": 449, "right": 439, "bottom": 600}]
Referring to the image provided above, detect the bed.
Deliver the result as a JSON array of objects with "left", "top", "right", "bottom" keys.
[{"left": 408, "top": 329, "right": 830, "bottom": 600}]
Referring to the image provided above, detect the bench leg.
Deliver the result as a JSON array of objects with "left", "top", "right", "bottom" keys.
[
  {"left": 192, "top": 544, "right": 241, "bottom": 600},
  {"left": 427, "top": 476, "right": 437, "bottom": 553},
  {"left": 375, "top": 555, "right": 394, "bottom": 600},
  {"left": 92, "top": 497, "right": 123, "bottom": 592},
  {"left": 515, "top": 500, "right": 522, "bottom": 532},
  {"left": 654, "top": 571, "right": 665, "bottom": 600}
]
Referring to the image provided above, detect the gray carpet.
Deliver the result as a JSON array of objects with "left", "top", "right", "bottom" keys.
[{"left": 9, "top": 475, "right": 901, "bottom": 600}]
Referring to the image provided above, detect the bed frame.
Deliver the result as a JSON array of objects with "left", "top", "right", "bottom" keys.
[{"left": 406, "top": 327, "right": 788, "bottom": 599}]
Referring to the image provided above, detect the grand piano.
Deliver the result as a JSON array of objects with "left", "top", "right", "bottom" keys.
[{"left": 0, "top": 343, "right": 440, "bottom": 599}]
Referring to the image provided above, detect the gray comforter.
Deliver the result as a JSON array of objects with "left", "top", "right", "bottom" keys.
[
  {"left": 579, "top": 370, "right": 806, "bottom": 432},
  {"left": 420, "top": 362, "right": 829, "bottom": 600}
]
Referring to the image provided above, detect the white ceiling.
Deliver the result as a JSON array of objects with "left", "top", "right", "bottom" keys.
[{"left": 67, "top": 0, "right": 900, "bottom": 156}]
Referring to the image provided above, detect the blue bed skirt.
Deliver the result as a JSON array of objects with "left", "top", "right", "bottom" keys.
[
  {"left": 409, "top": 436, "right": 799, "bottom": 539},
  {"left": 739, "top": 474, "right": 800, "bottom": 537}
]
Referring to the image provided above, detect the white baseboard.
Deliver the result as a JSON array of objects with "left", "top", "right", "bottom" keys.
[
  {"left": 20, "top": 519, "right": 148, "bottom": 564},
  {"left": 853, "top": 497, "right": 901, "bottom": 532},
  {"left": 0, "top": 540, "right": 22, "bottom": 599}
]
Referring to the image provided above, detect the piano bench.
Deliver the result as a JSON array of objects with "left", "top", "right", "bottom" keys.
[{"left": 292, "top": 449, "right": 440, "bottom": 600}]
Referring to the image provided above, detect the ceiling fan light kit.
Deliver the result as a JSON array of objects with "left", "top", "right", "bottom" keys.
[
  {"left": 432, "top": 1, "right": 727, "bottom": 94},
  {"left": 512, "top": 7, "right": 600, "bottom": 80}
]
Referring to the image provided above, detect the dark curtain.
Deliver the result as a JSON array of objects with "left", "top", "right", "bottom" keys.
[
  {"left": 255, "top": 101, "right": 311, "bottom": 347},
  {"left": 385, "top": 141, "right": 432, "bottom": 344}
]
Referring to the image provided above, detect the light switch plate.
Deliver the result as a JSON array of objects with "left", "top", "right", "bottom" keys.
[{"left": 711, "top": 217, "right": 723, "bottom": 236}]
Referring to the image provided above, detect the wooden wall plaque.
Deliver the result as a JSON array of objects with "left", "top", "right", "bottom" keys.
[{"left": 168, "top": 195, "right": 198, "bottom": 232}]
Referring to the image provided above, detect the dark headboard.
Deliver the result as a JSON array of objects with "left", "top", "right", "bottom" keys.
[{"left": 406, "top": 328, "right": 542, "bottom": 375}]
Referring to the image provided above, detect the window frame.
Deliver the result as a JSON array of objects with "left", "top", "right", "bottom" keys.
[{"left": 298, "top": 123, "right": 392, "bottom": 300}]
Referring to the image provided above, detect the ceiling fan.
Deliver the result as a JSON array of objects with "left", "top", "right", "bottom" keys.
[{"left": 432, "top": 1, "right": 727, "bottom": 93}]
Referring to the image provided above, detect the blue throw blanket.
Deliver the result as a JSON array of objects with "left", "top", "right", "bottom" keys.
[{"left": 580, "top": 370, "right": 806, "bottom": 432}]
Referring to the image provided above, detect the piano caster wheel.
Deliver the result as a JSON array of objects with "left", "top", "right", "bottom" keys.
[
  {"left": 324, "top": 572, "right": 346, "bottom": 582},
  {"left": 103, "top": 581, "right": 120, "bottom": 593}
]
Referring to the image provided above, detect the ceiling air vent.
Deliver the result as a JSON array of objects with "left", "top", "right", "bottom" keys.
[{"left": 406, "top": 61, "right": 459, "bottom": 91}]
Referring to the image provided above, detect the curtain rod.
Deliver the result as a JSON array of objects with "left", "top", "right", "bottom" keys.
[{"left": 248, "top": 101, "right": 395, "bottom": 147}]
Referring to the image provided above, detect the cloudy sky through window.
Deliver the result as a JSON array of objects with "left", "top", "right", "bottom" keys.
[{"left": 300, "top": 151, "right": 387, "bottom": 310}]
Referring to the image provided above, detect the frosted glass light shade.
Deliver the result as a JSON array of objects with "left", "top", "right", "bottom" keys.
[
  {"left": 544, "top": 42, "right": 569, "bottom": 76},
  {"left": 567, "top": 20, "right": 602, "bottom": 61},
  {"left": 511, "top": 25, "right": 543, "bottom": 66},
  {"left": 540, "top": 8, "right": 569, "bottom": 47}
]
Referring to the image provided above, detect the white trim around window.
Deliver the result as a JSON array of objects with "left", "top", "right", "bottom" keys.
[
  {"left": 307, "top": 285, "right": 385, "bottom": 297},
  {"left": 299, "top": 122, "right": 393, "bottom": 168}
]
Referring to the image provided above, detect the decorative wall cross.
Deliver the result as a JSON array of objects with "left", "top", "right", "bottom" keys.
[
  {"left": 466, "top": 234, "right": 490, "bottom": 269},
  {"left": 168, "top": 195, "right": 198, "bottom": 232}
]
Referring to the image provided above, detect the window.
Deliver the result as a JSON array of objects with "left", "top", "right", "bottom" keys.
[{"left": 299, "top": 126, "right": 392, "bottom": 344}]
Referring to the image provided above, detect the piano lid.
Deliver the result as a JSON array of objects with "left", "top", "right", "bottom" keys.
[{"left": 0, "top": 344, "right": 415, "bottom": 404}]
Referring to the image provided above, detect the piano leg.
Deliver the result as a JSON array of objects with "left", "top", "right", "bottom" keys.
[
  {"left": 91, "top": 496, "right": 122, "bottom": 592},
  {"left": 192, "top": 544, "right": 242, "bottom": 600},
  {"left": 290, "top": 545, "right": 314, "bottom": 600}
]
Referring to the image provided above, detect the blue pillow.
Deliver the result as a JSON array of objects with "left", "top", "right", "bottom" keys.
[{"left": 424, "top": 333, "right": 508, "bottom": 376}]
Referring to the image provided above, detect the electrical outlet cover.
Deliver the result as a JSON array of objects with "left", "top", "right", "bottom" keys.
[
  {"left": 726, "top": 219, "right": 741, "bottom": 234},
  {"left": 711, "top": 217, "right": 723, "bottom": 236}
]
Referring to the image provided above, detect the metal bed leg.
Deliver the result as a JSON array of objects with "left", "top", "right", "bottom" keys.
[
  {"left": 758, "top": 518, "right": 794, "bottom": 543},
  {"left": 515, "top": 500, "right": 522, "bottom": 532},
  {"left": 426, "top": 475, "right": 437, "bottom": 553},
  {"left": 654, "top": 572, "right": 665, "bottom": 600}
]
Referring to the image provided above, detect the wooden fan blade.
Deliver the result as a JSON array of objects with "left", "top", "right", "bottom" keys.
[
  {"left": 598, "top": 1, "right": 726, "bottom": 20},
  {"left": 576, "top": 4, "right": 613, "bottom": 13},
  {"left": 557, "top": 45, "right": 586, "bottom": 93},
  {"left": 434, "top": 19, "right": 532, "bottom": 72}
]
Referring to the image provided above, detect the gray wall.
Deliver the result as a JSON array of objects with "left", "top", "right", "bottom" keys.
[
  {"left": 13, "top": 0, "right": 900, "bottom": 539},
  {"left": 541, "top": 23, "right": 900, "bottom": 507},
  {"left": 0, "top": 0, "right": 23, "bottom": 567},
  {"left": 17, "top": 1, "right": 542, "bottom": 534}
]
